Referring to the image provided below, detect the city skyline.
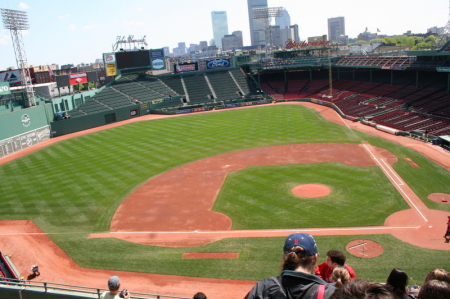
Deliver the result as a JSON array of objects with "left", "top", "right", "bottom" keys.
[
  {"left": 0, "top": 0, "right": 447, "bottom": 70},
  {"left": 211, "top": 11, "right": 229, "bottom": 49}
]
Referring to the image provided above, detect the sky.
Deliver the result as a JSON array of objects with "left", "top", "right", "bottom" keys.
[{"left": 0, "top": 0, "right": 448, "bottom": 70}]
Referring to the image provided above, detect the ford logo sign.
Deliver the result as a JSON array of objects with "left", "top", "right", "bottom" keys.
[{"left": 207, "top": 59, "right": 230, "bottom": 68}]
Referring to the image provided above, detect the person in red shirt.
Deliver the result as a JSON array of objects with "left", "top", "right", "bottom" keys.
[
  {"left": 314, "top": 249, "right": 357, "bottom": 283},
  {"left": 444, "top": 216, "right": 450, "bottom": 243}
]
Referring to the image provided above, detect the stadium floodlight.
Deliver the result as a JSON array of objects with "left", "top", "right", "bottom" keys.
[
  {"left": 1, "top": 8, "right": 35, "bottom": 106},
  {"left": 252, "top": 7, "right": 283, "bottom": 60}
]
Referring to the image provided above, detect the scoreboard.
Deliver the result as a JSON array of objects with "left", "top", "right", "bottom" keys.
[{"left": 104, "top": 49, "right": 166, "bottom": 75}]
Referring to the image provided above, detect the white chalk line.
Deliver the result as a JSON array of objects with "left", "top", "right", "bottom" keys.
[
  {"left": 362, "top": 143, "right": 428, "bottom": 223},
  {"left": 0, "top": 226, "right": 422, "bottom": 236}
]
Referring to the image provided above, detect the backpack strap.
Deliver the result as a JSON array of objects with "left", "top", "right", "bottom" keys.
[{"left": 316, "top": 284, "right": 326, "bottom": 299}]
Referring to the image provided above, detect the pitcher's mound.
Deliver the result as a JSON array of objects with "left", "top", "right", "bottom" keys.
[
  {"left": 346, "top": 240, "right": 383, "bottom": 258},
  {"left": 427, "top": 193, "right": 450, "bottom": 204},
  {"left": 291, "top": 184, "right": 331, "bottom": 198}
]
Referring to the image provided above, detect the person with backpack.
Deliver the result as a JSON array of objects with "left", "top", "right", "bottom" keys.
[{"left": 244, "top": 233, "right": 335, "bottom": 299}]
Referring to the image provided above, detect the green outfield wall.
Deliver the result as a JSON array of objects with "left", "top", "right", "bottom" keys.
[
  {"left": 50, "top": 104, "right": 142, "bottom": 137},
  {"left": 0, "top": 105, "right": 52, "bottom": 158}
]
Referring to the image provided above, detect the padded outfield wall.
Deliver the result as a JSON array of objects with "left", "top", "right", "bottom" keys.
[{"left": 0, "top": 105, "right": 52, "bottom": 158}]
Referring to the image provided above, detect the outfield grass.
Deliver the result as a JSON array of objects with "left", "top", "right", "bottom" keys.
[{"left": 0, "top": 104, "right": 449, "bottom": 283}]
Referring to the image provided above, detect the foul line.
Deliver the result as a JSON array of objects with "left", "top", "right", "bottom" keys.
[
  {"left": 362, "top": 143, "right": 428, "bottom": 223},
  {"left": 0, "top": 226, "right": 422, "bottom": 236}
]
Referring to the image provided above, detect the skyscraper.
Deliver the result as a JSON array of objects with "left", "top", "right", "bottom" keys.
[
  {"left": 275, "top": 8, "right": 290, "bottom": 29},
  {"left": 211, "top": 11, "right": 229, "bottom": 49},
  {"left": 328, "top": 17, "right": 345, "bottom": 43},
  {"left": 247, "top": 0, "right": 268, "bottom": 46}
]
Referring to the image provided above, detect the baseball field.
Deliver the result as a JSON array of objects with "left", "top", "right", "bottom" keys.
[{"left": 1, "top": 103, "right": 450, "bottom": 297}]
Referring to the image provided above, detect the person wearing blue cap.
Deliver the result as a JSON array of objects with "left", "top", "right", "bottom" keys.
[
  {"left": 244, "top": 233, "right": 335, "bottom": 299},
  {"left": 100, "top": 276, "right": 131, "bottom": 299}
]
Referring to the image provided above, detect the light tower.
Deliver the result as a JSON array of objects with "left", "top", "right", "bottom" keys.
[
  {"left": 252, "top": 7, "right": 283, "bottom": 60},
  {"left": 1, "top": 8, "right": 35, "bottom": 106},
  {"left": 434, "top": 0, "right": 450, "bottom": 49}
]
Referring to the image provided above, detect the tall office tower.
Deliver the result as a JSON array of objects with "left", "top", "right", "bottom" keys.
[
  {"left": 222, "top": 31, "right": 244, "bottom": 51},
  {"left": 328, "top": 16, "right": 345, "bottom": 43},
  {"left": 232, "top": 30, "right": 244, "bottom": 48},
  {"left": 247, "top": 0, "right": 268, "bottom": 46},
  {"left": 275, "top": 8, "right": 290, "bottom": 29},
  {"left": 199, "top": 41, "right": 208, "bottom": 50},
  {"left": 211, "top": 11, "right": 229, "bottom": 49},
  {"left": 178, "top": 42, "right": 187, "bottom": 55}
]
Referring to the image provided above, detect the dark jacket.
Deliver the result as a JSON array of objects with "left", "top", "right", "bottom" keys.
[{"left": 244, "top": 270, "right": 336, "bottom": 299}]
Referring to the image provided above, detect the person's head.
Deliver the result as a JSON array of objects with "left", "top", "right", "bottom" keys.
[
  {"left": 386, "top": 268, "right": 408, "bottom": 297},
  {"left": 325, "top": 249, "right": 346, "bottom": 268},
  {"left": 193, "top": 292, "right": 207, "bottom": 299},
  {"left": 417, "top": 280, "right": 450, "bottom": 299},
  {"left": 330, "top": 280, "right": 394, "bottom": 299},
  {"left": 332, "top": 266, "right": 351, "bottom": 288},
  {"left": 107, "top": 276, "right": 120, "bottom": 292},
  {"left": 424, "top": 268, "right": 450, "bottom": 284},
  {"left": 282, "top": 233, "right": 319, "bottom": 272}
]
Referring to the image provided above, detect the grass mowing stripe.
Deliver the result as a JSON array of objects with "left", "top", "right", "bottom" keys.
[{"left": 0, "top": 105, "right": 449, "bottom": 282}]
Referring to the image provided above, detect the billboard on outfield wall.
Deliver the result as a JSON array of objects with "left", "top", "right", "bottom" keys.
[
  {"left": 0, "top": 69, "right": 36, "bottom": 86},
  {"left": 103, "top": 49, "right": 166, "bottom": 74},
  {"left": 106, "top": 63, "right": 117, "bottom": 76},
  {"left": 69, "top": 73, "right": 88, "bottom": 85},
  {"left": 103, "top": 52, "right": 117, "bottom": 76},
  {"left": 206, "top": 58, "right": 231, "bottom": 70},
  {"left": 0, "top": 82, "right": 11, "bottom": 96},
  {"left": 175, "top": 62, "right": 198, "bottom": 73}
]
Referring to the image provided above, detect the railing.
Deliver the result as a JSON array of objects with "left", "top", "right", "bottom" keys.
[{"left": 0, "top": 277, "right": 190, "bottom": 299}]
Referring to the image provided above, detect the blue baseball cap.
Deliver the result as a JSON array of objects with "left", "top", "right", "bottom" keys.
[{"left": 283, "top": 233, "right": 318, "bottom": 256}]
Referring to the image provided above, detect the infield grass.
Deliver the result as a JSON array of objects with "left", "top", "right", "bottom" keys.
[{"left": 0, "top": 104, "right": 449, "bottom": 283}]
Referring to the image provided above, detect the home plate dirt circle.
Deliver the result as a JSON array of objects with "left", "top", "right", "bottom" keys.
[
  {"left": 291, "top": 184, "right": 331, "bottom": 198},
  {"left": 346, "top": 240, "right": 384, "bottom": 258}
]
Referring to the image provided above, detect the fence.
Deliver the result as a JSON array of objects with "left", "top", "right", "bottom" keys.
[{"left": 0, "top": 278, "right": 190, "bottom": 299}]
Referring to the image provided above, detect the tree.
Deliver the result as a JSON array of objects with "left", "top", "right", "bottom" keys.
[{"left": 370, "top": 38, "right": 384, "bottom": 44}]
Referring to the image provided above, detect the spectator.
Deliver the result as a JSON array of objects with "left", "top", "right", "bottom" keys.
[
  {"left": 100, "top": 276, "right": 131, "bottom": 299},
  {"left": 330, "top": 279, "right": 394, "bottom": 299},
  {"left": 332, "top": 266, "right": 351, "bottom": 288},
  {"left": 193, "top": 292, "right": 207, "bottom": 299},
  {"left": 315, "top": 249, "right": 357, "bottom": 283},
  {"left": 417, "top": 280, "right": 450, "bottom": 299},
  {"left": 244, "top": 233, "right": 335, "bottom": 299},
  {"left": 423, "top": 268, "right": 450, "bottom": 284},
  {"left": 385, "top": 268, "right": 414, "bottom": 299},
  {"left": 31, "top": 265, "right": 40, "bottom": 276}
]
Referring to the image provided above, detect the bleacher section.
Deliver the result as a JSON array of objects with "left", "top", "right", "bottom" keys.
[
  {"left": 229, "top": 69, "right": 260, "bottom": 97},
  {"left": 335, "top": 55, "right": 411, "bottom": 68},
  {"left": 206, "top": 71, "right": 244, "bottom": 102},
  {"left": 66, "top": 69, "right": 264, "bottom": 118},
  {"left": 182, "top": 74, "right": 214, "bottom": 105},
  {"left": 261, "top": 72, "right": 450, "bottom": 137}
]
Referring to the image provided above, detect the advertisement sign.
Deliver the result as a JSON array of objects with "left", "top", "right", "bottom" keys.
[
  {"left": 206, "top": 59, "right": 231, "bottom": 69},
  {"left": 69, "top": 72, "right": 88, "bottom": 85},
  {"left": 0, "top": 82, "right": 11, "bottom": 96},
  {"left": 436, "top": 67, "right": 450, "bottom": 72},
  {"left": 103, "top": 53, "right": 116, "bottom": 63},
  {"left": 175, "top": 62, "right": 198, "bottom": 73},
  {"left": 150, "top": 49, "right": 164, "bottom": 58},
  {"left": 106, "top": 63, "right": 117, "bottom": 76},
  {"left": 152, "top": 58, "right": 165, "bottom": 70},
  {"left": 0, "top": 69, "right": 35, "bottom": 86}
]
